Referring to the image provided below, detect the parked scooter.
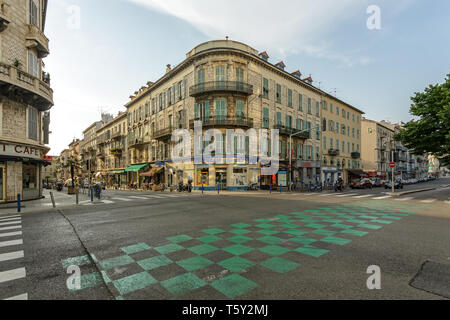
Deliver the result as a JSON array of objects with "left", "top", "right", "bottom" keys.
[{"left": 56, "top": 182, "right": 63, "bottom": 192}]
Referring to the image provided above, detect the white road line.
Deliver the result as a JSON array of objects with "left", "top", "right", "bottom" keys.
[
  {"left": 353, "top": 195, "right": 373, "bottom": 199},
  {"left": 445, "top": 201, "right": 450, "bottom": 205},
  {"left": 394, "top": 197, "right": 414, "bottom": 201},
  {"left": 111, "top": 197, "right": 132, "bottom": 202},
  {"left": 4, "top": 293, "right": 28, "bottom": 300},
  {"left": 0, "top": 215, "right": 21, "bottom": 220},
  {"left": 129, "top": 196, "right": 150, "bottom": 200},
  {"left": 0, "top": 221, "right": 22, "bottom": 227},
  {"left": 373, "top": 196, "right": 392, "bottom": 200},
  {"left": 0, "top": 239, "right": 23, "bottom": 248},
  {"left": 318, "top": 193, "right": 333, "bottom": 197},
  {"left": 161, "top": 194, "right": 183, "bottom": 198},
  {"left": 0, "top": 231, "right": 22, "bottom": 238},
  {"left": 0, "top": 268, "right": 26, "bottom": 284},
  {"left": 420, "top": 199, "right": 437, "bottom": 203},
  {"left": 336, "top": 193, "right": 358, "bottom": 197},
  {"left": 0, "top": 226, "right": 21, "bottom": 231},
  {"left": 0, "top": 251, "right": 24, "bottom": 262},
  {"left": 145, "top": 195, "right": 165, "bottom": 199},
  {"left": 101, "top": 200, "right": 115, "bottom": 204},
  {"left": 0, "top": 217, "right": 22, "bottom": 222}
]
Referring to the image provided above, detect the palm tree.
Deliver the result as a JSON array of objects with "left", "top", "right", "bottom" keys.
[{"left": 63, "top": 155, "right": 82, "bottom": 188}]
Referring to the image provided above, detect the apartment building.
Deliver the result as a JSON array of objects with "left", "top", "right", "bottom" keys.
[
  {"left": 321, "top": 97, "right": 364, "bottom": 184},
  {"left": 80, "top": 121, "right": 102, "bottom": 179},
  {"left": 123, "top": 40, "right": 363, "bottom": 190},
  {"left": 0, "top": 0, "right": 54, "bottom": 201}
]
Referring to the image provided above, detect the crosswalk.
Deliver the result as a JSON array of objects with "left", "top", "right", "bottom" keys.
[
  {"left": 284, "top": 192, "right": 449, "bottom": 204},
  {"left": 0, "top": 214, "right": 27, "bottom": 300},
  {"left": 82, "top": 193, "right": 200, "bottom": 206}
]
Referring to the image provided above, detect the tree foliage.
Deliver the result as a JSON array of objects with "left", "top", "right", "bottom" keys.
[{"left": 395, "top": 74, "right": 450, "bottom": 167}]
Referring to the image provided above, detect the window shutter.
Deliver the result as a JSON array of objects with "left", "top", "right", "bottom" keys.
[
  {"left": 194, "top": 103, "right": 198, "bottom": 119},
  {"left": 204, "top": 101, "right": 210, "bottom": 123}
]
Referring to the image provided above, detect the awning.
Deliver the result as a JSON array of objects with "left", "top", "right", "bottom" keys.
[
  {"left": 125, "top": 164, "right": 148, "bottom": 172},
  {"left": 109, "top": 170, "right": 125, "bottom": 174},
  {"left": 140, "top": 166, "right": 164, "bottom": 177},
  {"left": 347, "top": 169, "right": 364, "bottom": 176}
]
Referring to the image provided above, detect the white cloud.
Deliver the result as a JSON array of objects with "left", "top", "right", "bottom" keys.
[{"left": 128, "top": 0, "right": 370, "bottom": 66}]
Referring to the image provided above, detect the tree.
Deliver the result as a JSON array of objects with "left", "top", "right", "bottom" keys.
[
  {"left": 395, "top": 74, "right": 450, "bottom": 167},
  {"left": 63, "top": 155, "right": 82, "bottom": 188}
]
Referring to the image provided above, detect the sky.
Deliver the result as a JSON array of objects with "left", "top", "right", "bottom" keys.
[{"left": 45, "top": 0, "right": 450, "bottom": 155}]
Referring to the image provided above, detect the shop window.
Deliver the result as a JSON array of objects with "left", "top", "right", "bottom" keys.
[
  {"left": 28, "top": 106, "right": 38, "bottom": 140},
  {"left": 23, "top": 164, "right": 37, "bottom": 191}
]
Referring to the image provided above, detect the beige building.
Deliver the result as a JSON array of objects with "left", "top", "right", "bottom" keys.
[
  {"left": 123, "top": 40, "right": 363, "bottom": 190},
  {"left": 0, "top": 0, "right": 53, "bottom": 201},
  {"left": 321, "top": 97, "right": 364, "bottom": 184},
  {"left": 80, "top": 121, "right": 102, "bottom": 179}
]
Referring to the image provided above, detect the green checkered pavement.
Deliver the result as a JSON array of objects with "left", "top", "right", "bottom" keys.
[{"left": 61, "top": 201, "right": 427, "bottom": 300}]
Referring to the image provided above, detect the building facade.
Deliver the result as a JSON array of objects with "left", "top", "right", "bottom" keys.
[
  {"left": 123, "top": 40, "right": 363, "bottom": 190},
  {"left": 320, "top": 97, "right": 364, "bottom": 184},
  {"left": 0, "top": 0, "right": 53, "bottom": 201}
]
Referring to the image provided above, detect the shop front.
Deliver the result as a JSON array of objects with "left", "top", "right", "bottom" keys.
[
  {"left": 125, "top": 163, "right": 149, "bottom": 188},
  {"left": 346, "top": 169, "right": 365, "bottom": 183},
  {"left": 297, "top": 160, "right": 321, "bottom": 184},
  {"left": 109, "top": 170, "right": 127, "bottom": 189},
  {"left": 0, "top": 142, "right": 48, "bottom": 202}
]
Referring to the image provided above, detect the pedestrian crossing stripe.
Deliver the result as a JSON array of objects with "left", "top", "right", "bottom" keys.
[
  {"left": 111, "top": 197, "right": 132, "bottom": 202},
  {"left": 420, "top": 199, "right": 436, "bottom": 203},
  {"left": 353, "top": 195, "right": 373, "bottom": 198},
  {"left": 4, "top": 293, "right": 28, "bottom": 300},
  {"left": 0, "top": 267, "right": 26, "bottom": 284},
  {"left": 373, "top": 196, "right": 392, "bottom": 200}
]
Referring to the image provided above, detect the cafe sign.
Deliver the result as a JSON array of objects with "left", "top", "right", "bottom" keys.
[{"left": 0, "top": 143, "right": 44, "bottom": 160}]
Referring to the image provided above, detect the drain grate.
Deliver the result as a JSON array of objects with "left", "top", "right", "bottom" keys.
[{"left": 410, "top": 260, "right": 450, "bottom": 299}]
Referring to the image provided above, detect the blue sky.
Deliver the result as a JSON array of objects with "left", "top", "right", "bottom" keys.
[{"left": 46, "top": 0, "right": 450, "bottom": 154}]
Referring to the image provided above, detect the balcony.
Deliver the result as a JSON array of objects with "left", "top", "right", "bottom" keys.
[
  {"left": 110, "top": 147, "right": 123, "bottom": 156},
  {"left": 97, "top": 135, "right": 106, "bottom": 145},
  {"left": 97, "top": 151, "right": 105, "bottom": 159},
  {"left": 328, "top": 149, "right": 340, "bottom": 156},
  {"left": 189, "top": 116, "right": 254, "bottom": 129},
  {"left": 25, "top": 24, "right": 49, "bottom": 58},
  {"left": 189, "top": 81, "right": 253, "bottom": 97},
  {"left": 351, "top": 152, "right": 361, "bottom": 159},
  {"left": 378, "top": 145, "right": 387, "bottom": 151},
  {"left": 273, "top": 125, "right": 310, "bottom": 138},
  {"left": 128, "top": 138, "right": 146, "bottom": 148},
  {"left": 0, "top": 3, "right": 10, "bottom": 32},
  {"left": 0, "top": 63, "right": 53, "bottom": 111},
  {"left": 153, "top": 127, "right": 174, "bottom": 140}
]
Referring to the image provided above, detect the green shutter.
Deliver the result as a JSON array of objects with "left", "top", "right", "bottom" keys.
[
  {"left": 204, "top": 101, "right": 210, "bottom": 123},
  {"left": 194, "top": 103, "right": 198, "bottom": 120}
]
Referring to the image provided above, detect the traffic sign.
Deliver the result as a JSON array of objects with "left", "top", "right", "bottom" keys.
[{"left": 389, "top": 162, "right": 396, "bottom": 168}]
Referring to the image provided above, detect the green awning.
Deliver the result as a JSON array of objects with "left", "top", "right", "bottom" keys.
[
  {"left": 109, "top": 170, "right": 125, "bottom": 174},
  {"left": 125, "top": 164, "right": 148, "bottom": 172}
]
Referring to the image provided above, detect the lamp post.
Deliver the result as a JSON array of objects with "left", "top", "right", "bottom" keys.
[{"left": 289, "top": 129, "right": 310, "bottom": 191}]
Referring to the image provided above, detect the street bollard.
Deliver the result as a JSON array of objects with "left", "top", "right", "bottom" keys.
[
  {"left": 280, "top": 184, "right": 282, "bottom": 193},
  {"left": 17, "top": 194, "right": 21, "bottom": 213},
  {"left": 76, "top": 191, "right": 79, "bottom": 205},
  {"left": 50, "top": 192, "right": 56, "bottom": 208},
  {"left": 98, "top": 187, "right": 101, "bottom": 200},
  {"left": 217, "top": 183, "right": 219, "bottom": 195},
  {"left": 269, "top": 184, "right": 271, "bottom": 194},
  {"left": 90, "top": 188, "right": 94, "bottom": 202}
]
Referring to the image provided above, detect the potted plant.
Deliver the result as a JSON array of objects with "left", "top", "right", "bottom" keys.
[
  {"left": 63, "top": 155, "right": 82, "bottom": 195},
  {"left": 13, "top": 59, "right": 22, "bottom": 69}
]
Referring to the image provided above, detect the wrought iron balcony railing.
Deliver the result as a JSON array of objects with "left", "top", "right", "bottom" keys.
[
  {"left": 328, "top": 149, "right": 340, "bottom": 156},
  {"left": 189, "top": 116, "right": 254, "bottom": 129},
  {"left": 351, "top": 152, "right": 361, "bottom": 159},
  {"left": 189, "top": 81, "right": 253, "bottom": 97},
  {"left": 273, "top": 125, "right": 310, "bottom": 138}
]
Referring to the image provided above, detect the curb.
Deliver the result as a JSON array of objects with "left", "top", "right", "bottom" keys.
[{"left": 388, "top": 188, "right": 436, "bottom": 197}]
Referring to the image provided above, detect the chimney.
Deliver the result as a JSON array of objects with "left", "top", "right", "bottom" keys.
[{"left": 166, "top": 64, "right": 171, "bottom": 73}]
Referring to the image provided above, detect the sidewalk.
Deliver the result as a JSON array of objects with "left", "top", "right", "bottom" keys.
[{"left": 0, "top": 189, "right": 98, "bottom": 216}]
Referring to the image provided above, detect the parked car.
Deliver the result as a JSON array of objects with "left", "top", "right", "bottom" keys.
[
  {"left": 370, "top": 178, "right": 383, "bottom": 187},
  {"left": 385, "top": 179, "right": 404, "bottom": 189},
  {"left": 351, "top": 178, "right": 373, "bottom": 189}
]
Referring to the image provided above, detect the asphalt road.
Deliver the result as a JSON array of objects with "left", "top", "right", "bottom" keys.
[{"left": 0, "top": 179, "right": 449, "bottom": 300}]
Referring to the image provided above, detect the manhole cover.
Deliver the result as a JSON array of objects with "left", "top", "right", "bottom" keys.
[{"left": 410, "top": 261, "right": 450, "bottom": 299}]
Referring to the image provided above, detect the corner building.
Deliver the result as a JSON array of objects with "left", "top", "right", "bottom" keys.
[{"left": 125, "top": 40, "right": 363, "bottom": 190}]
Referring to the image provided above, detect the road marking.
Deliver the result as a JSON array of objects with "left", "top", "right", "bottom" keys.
[
  {"left": 353, "top": 195, "right": 373, "bottom": 199},
  {"left": 336, "top": 193, "right": 357, "bottom": 197},
  {"left": 0, "top": 268, "right": 26, "bottom": 284},
  {"left": 0, "top": 221, "right": 22, "bottom": 227},
  {"left": 0, "top": 226, "right": 21, "bottom": 231},
  {"left": 111, "top": 197, "right": 132, "bottom": 202},
  {"left": 445, "top": 201, "right": 450, "bottom": 205},
  {"left": 4, "top": 293, "right": 28, "bottom": 300},
  {"left": 145, "top": 195, "right": 165, "bottom": 199},
  {"left": 0, "top": 251, "right": 24, "bottom": 262},
  {"left": 161, "top": 194, "right": 183, "bottom": 198},
  {"left": 0, "top": 239, "right": 23, "bottom": 248},
  {"left": 395, "top": 197, "right": 414, "bottom": 201},
  {"left": 318, "top": 193, "right": 334, "bottom": 197},
  {"left": 0, "top": 215, "right": 21, "bottom": 220},
  {"left": 373, "top": 196, "right": 392, "bottom": 200},
  {"left": 0, "top": 231, "right": 22, "bottom": 238},
  {"left": 420, "top": 199, "right": 437, "bottom": 203},
  {"left": 101, "top": 200, "right": 115, "bottom": 204},
  {"left": 0, "top": 217, "right": 21, "bottom": 222},
  {"left": 129, "top": 196, "right": 150, "bottom": 200}
]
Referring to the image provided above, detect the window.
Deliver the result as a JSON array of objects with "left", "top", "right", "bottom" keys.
[
  {"left": 357, "top": 129, "right": 360, "bottom": 138},
  {"left": 263, "top": 78, "right": 269, "bottom": 99},
  {"left": 28, "top": 106, "right": 38, "bottom": 140},
  {"left": 181, "top": 79, "right": 186, "bottom": 99},
  {"left": 307, "top": 98, "right": 312, "bottom": 114},
  {"left": 316, "top": 101, "right": 320, "bottom": 116},
  {"left": 336, "top": 139, "right": 340, "bottom": 150},
  {"left": 336, "top": 106, "right": 339, "bottom": 115},
  {"left": 198, "top": 69, "right": 205, "bottom": 84},
  {"left": 276, "top": 84, "right": 281, "bottom": 103},
  {"left": 263, "top": 108, "right": 269, "bottom": 128},
  {"left": 29, "top": 0, "right": 38, "bottom": 26},
  {"left": 352, "top": 114, "right": 355, "bottom": 122},
  {"left": 286, "top": 115, "right": 292, "bottom": 129},
  {"left": 298, "top": 94, "right": 303, "bottom": 111},
  {"left": 336, "top": 122, "right": 339, "bottom": 134},
  {"left": 342, "top": 141, "right": 345, "bottom": 151},
  {"left": 342, "top": 109, "right": 346, "bottom": 118},
  {"left": 276, "top": 112, "right": 282, "bottom": 125},
  {"left": 322, "top": 118, "right": 327, "bottom": 131},
  {"left": 28, "top": 52, "right": 38, "bottom": 77},
  {"left": 296, "top": 119, "right": 301, "bottom": 130},
  {"left": 330, "top": 138, "right": 334, "bottom": 149},
  {"left": 352, "top": 128, "right": 355, "bottom": 137},
  {"left": 330, "top": 103, "right": 333, "bottom": 113},
  {"left": 215, "top": 99, "right": 226, "bottom": 123},
  {"left": 316, "top": 124, "right": 320, "bottom": 140},
  {"left": 323, "top": 101, "right": 328, "bottom": 110},
  {"left": 288, "top": 89, "right": 292, "bottom": 107},
  {"left": 236, "top": 100, "right": 245, "bottom": 119},
  {"left": 323, "top": 136, "right": 327, "bottom": 150},
  {"left": 347, "top": 142, "right": 350, "bottom": 153},
  {"left": 215, "top": 66, "right": 226, "bottom": 82}
]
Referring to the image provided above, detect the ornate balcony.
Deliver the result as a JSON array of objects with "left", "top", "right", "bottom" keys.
[
  {"left": 128, "top": 137, "right": 146, "bottom": 148},
  {"left": 0, "top": 63, "right": 53, "bottom": 111},
  {"left": 111, "top": 131, "right": 123, "bottom": 140},
  {"left": 25, "top": 24, "right": 49, "bottom": 58},
  {"left": 189, "top": 81, "right": 253, "bottom": 97},
  {"left": 189, "top": 116, "right": 254, "bottom": 129},
  {"left": 351, "top": 152, "right": 361, "bottom": 159},
  {"left": 96, "top": 135, "right": 106, "bottom": 145},
  {"left": 153, "top": 127, "right": 174, "bottom": 140},
  {"left": 273, "top": 125, "right": 310, "bottom": 138},
  {"left": 328, "top": 149, "right": 340, "bottom": 156}
]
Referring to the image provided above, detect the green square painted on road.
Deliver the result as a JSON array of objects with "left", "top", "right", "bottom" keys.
[
  {"left": 113, "top": 272, "right": 157, "bottom": 296},
  {"left": 257, "top": 236, "right": 283, "bottom": 245},
  {"left": 167, "top": 235, "right": 193, "bottom": 243},
  {"left": 197, "top": 235, "right": 222, "bottom": 243},
  {"left": 202, "top": 228, "right": 226, "bottom": 235},
  {"left": 218, "top": 256, "right": 254, "bottom": 272},
  {"left": 295, "top": 246, "right": 329, "bottom": 258},
  {"left": 255, "top": 223, "right": 275, "bottom": 229},
  {"left": 229, "top": 229, "right": 251, "bottom": 235},
  {"left": 100, "top": 255, "right": 135, "bottom": 270},
  {"left": 283, "top": 229, "right": 308, "bottom": 236},
  {"left": 256, "top": 229, "right": 279, "bottom": 236},
  {"left": 231, "top": 223, "right": 252, "bottom": 229},
  {"left": 228, "top": 235, "right": 252, "bottom": 244},
  {"left": 289, "top": 236, "right": 317, "bottom": 245},
  {"left": 188, "top": 244, "right": 218, "bottom": 255},
  {"left": 121, "top": 243, "right": 151, "bottom": 255},
  {"left": 161, "top": 273, "right": 206, "bottom": 296},
  {"left": 154, "top": 243, "right": 185, "bottom": 255},
  {"left": 177, "top": 256, "right": 214, "bottom": 272},
  {"left": 61, "top": 255, "right": 91, "bottom": 269},
  {"left": 69, "top": 272, "right": 103, "bottom": 291},
  {"left": 137, "top": 255, "right": 172, "bottom": 271},
  {"left": 259, "top": 245, "right": 290, "bottom": 256},
  {"left": 211, "top": 274, "right": 257, "bottom": 299},
  {"left": 320, "top": 236, "right": 351, "bottom": 246},
  {"left": 223, "top": 244, "right": 253, "bottom": 256},
  {"left": 260, "top": 257, "right": 300, "bottom": 273}
]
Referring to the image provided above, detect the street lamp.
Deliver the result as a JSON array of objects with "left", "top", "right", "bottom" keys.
[{"left": 289, "top": 129, "right": 311, "bottom": 191}]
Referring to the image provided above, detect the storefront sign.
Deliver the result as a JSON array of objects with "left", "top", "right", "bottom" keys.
[
  {"left": 278, "top": 171, "right": 287, "bottom": 186},
  {"left": 0, "top": 143, "right": 43, "bottom": 160}
]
